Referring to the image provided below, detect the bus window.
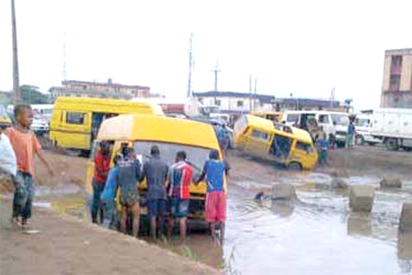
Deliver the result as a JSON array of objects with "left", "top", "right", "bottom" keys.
[
  {"left": 296, "top": 142, "right": 312, "bottom": 154},
  {"left": 66, "top": 112, "right": 85, "bottom": 124},
  {"left": 286, "top": 114, "right": 299, "bottom": 123},
  {"left": 271, "top": 135, "right": 292, "bottom": 158},
  {"left": 251, "top": 130, "right": 269, "bottom": 140}
]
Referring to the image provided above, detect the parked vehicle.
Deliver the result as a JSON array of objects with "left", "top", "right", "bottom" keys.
[
  {"left": 251, "top": 111, "right": 283, "bottom": 123},
  {"left": 282, "top": 110, "right": 349, "bottom": 148},
  {"left": 31, "top": 117, "right": 49, "bottom": 135},
  {"left": 354, "top": 114, "right": 381, "bottom": 146},
  {"left": 370, "top": 108, "right": 412, "bottom": 151},
  {"left": 234, "top": 115, "right": 318, "bottom": 170},
  {"left": 0, "top": 105, "right": 12, "bottom": 130},
  {"left": 85, "top": 114, "right": 226, "bottom": 220},
  {"left": 49, "top": 97, "right": 163, "bottom": 155}
]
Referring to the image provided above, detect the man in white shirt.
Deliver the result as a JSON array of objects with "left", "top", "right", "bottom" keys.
[{"left": 0, "top": 127, "right": 17, "bottom": 178}]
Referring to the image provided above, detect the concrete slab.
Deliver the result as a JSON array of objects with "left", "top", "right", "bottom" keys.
[
  {"left": 349, "top": 185, "right": 375, "bottom": 213},
  {"left": 380, "top": 177, "right": 402, "bottom": 189},
  {"left": 399, "top": 203, "right": 412, "bottom": 232},
  {"left": 271, "top": 183, "right": 297, "bottom": 201}
]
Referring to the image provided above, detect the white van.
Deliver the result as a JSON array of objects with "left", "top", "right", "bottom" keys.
[
  {"left": 354, "top": 114, "right": 381, "bottom": 146},
  {"left": 282, "top": 111, "right": 350, "bottom": 147}
]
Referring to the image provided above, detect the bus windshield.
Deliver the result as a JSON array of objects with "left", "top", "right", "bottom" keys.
[{"left": 133, "top": 141, "right": 213, "bottom": 172}]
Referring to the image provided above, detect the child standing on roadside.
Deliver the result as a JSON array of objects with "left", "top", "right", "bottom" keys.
[{"left": 5, "top": 104, "right": 53, "bottom": 227}]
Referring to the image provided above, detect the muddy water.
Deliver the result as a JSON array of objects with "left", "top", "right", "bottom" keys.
[{"left": 29, "top": 176, "right": 412, "bottom": 275}]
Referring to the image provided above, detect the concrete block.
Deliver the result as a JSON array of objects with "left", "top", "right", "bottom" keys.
[
  {"left": 380, "top": 177, "right": 402, "bottom": 189},
  {"left": 399, "top": 203, "right": 412, "bottom": 232},
  {"left": 331, "top": 178, "right": 349, "bottom": 190},
  {"left": 347, "top": 213, "right": 372, "bottom": 237},
  {"left": 271, "top": 183, "right": 297, "bottom": 201},
  {"left": 349, "top": 185, "right": 375, "bottom": 212}
]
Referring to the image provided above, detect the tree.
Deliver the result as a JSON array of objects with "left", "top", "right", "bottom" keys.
[{"left": 20, "top": 85, "right": 50, "bottom": 104}]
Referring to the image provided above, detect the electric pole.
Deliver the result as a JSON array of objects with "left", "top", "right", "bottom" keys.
[
  {"left": 249, "top": 74, "right": 252, "bottom": 111},
  {"left": 187, "top": 32, "right": 194, "bottom": 98},
  {"left": 211, "top": 60, "right": 220, "bottom": 91},
  {"left": 62, "top": 32, "right": 67, "bottom": 81},
  {"left": 11, "top": 0, "right": 20, "bottom": 104}
]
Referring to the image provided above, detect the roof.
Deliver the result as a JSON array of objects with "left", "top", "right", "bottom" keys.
[
  {"left": 244, "top": 115, "right": 313, "bottom": 143},
  {"left": 62, "top": 80, "right": 150, "bottom": 89},
  {"left": 193, "top": 91, "right": 275, "bottom": 103},
  {"left": 283, "top": 110, "right": 349, "bottom": 115},
  {"left": 97, "top": 114, "right": 221, "bottom": 150},
  {"left": 53, "top": 97, "right": 164, "bottom": 115},
  {"left": 276, "top": 98, "right": 340, "bottom": 108},
  {"left": 385, "top": 48, "right": 412, "bottom": 55}
]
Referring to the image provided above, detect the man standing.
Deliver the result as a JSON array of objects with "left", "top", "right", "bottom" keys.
[
  {"left": 140, "top": 146, "right": 168, "bottom": 241},
  {"left": 92, "top": 141, "right": 111, "bottom": 223},
  {"left": 167, "top": 151, "right": 194, "bottom": 242},
  {"left": 347, "top": 120, "right": 356, "bottom": 150},
  {"left": 197, "top": 150, "right": 228, "bottom": 242}
]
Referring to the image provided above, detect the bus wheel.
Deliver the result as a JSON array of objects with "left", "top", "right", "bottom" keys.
[
  {"left": 403, "top": 147, "right": 412, "bottom": 152},
  {"left": 288, "top": 162, "right": 302, "bottom": 171},
  {"left": 385, "top": 138, "right": 399, "bottom": 151}
]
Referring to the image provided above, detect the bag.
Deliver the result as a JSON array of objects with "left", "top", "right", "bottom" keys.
[{"left": 0, "top": 133, "right": 17, "bottom": 176}]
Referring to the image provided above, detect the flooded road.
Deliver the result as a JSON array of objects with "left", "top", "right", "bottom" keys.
[{"left": 11, "top": 149, "right": 411, "bottom": 275}]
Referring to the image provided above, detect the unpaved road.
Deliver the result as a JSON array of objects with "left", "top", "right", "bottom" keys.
[{"left": 0, "top": 146, "right": 411, "bottom": 275}]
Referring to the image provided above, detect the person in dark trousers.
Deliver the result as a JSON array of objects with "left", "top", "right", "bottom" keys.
[
  {"left": 140, "top": 145, "right": 169, "bottom": 241},
  {"left": 167, "top": 151, "right": 194, "bottom": 242},
  {"left": 101, "top": 154, "right": 122, "bottom": 230},
  {"left": 5, "top": 104, "right": 53, "bottom": 228},
  {"left": 92, "top": 141, "right": 111, "bottom": 223},
  {"left": 196, "top": 150, "right": 228, "bottom": 242},
  {"left": 347, "top": 120, "right": 356, "bottom": 150}
]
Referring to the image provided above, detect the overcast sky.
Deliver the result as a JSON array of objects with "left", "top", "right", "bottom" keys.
[{"left": 1, "top": 0, "right": 411, "bottom": 109}]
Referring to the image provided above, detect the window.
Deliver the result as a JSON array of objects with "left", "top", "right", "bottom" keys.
[
  {"left": 66, "top": 112, "right": 85, "bottom": 124},
  {"left": 237, "top": 100, "right": 244, "bottom": 107},
  {"left": 389, "top": 75, "right": 400, "bottom": 91},
  {"left": 251, "top": 130, "right": 269, "bottom": 140},
  {"left": 319, "top": 114, "right": 329, "bottom": 124},
  {"left": 296, "top": 142, "right": 312, "bottom": 154},
  {"left": 391, "top": 55, "right": 402, "bottom": 67},
  {"left": 286, "top": 114, "right": 299, "bottom": 123},
  {"left": 215, "top": 100, "right": 221, "bottom": 106}
]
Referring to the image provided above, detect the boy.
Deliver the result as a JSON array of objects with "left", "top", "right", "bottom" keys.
[
  {"left": 140, "top": 146, "right": 169, "bottom": 241},
  {"left": 347, "top": 120, "right": 356, "bottom": 150},
  {"left": 101, "top": 154, "right": 122, "bottom": 230},
  {"left": 315, "top": 131, "right": 329, "bottom": 165},
  {"left": 167, "top": 151, "right": 194, "bottom": 242},
  {"left": 5, "top": 104, "right": 53, "bottom": 227},
  {"left": 92, "top": 141, "right": 111, "bottom": 223},
  {"left": 196, "top": 150, "right": 228, "bottom": 242}
]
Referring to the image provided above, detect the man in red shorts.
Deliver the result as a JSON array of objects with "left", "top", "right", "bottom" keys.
[{"left": 197, "top": 150, "right": 228, "bottom": 242}]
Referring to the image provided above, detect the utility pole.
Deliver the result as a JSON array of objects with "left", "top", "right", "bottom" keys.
[
  {"left": 62, "top": 32, "right": 67, "bottom": 81},
  {"left": 211, "top": 60, "right": 220, "bottom": 91},
  {"left": 253, "top": 77, "right": 257, "bottom": 111},
  {"left": 330, "top": 87, "right": 336, "bottom": 109},
  {"left": 11, "top": 0, "right": 20, "bottom": 104},
  {"left": 249, "top": 74, "right": 252, "bottom": 112},
  {"left": 187, "top": 32, "right": 194, "bottom": 98}
]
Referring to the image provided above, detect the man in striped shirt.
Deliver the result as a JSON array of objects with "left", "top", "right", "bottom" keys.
[{"left": 167, "top": 151, "right": 194, "bottom": 241}]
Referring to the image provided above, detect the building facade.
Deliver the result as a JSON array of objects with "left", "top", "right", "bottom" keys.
[
  {"left": 274, "top": 98, "right": 343, "bottom": 111},
  {"left": 193, "top": 91, "right": 275, "bottom": 114},
  {"left": 381, "top": 48, "right": 412, "bottom": 108},
  {"left": 49, "top": 79, "right": 150, "bottom": 101}
]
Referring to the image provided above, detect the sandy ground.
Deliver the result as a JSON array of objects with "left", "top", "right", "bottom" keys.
[{"left": 0, "top": 199, "right": 220, "bottom": 275}]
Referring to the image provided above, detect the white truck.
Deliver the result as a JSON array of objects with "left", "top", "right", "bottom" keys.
[
  {"left": 354, "top": 114, "right": 382, "bottom": 146},
  {"left": 370, "top": 108, "right": 412, "bottom": 151}
]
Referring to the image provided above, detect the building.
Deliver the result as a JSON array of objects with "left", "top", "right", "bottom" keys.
[
  {"left": 0, "top": 90, "right": 12, "bottom": 106},
  {"left": 193, "top": 91, "right": 275, "bottom": 114},
  {"left": 381, "top": 48, "right": 412, "bottom": 108},
  {"left": 49, "top": 79, "right": 151, "bottom": 101}
]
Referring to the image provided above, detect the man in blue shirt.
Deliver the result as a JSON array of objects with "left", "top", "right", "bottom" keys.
[
  {"left": 347, "top": 120, "right": 356, "bottom": 150},
  {"left": 196, "top": 150, "right": 228, "bottom": 242},
  {"left": 101, "top": 154, "right": 121, "bottom": 230}
]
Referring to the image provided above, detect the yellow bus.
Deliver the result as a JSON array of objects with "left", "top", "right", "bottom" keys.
[
  {"left": 234, "top": 114, "right": 318, "bottom": 170},
  {"left": 85, "top": 114, "right": 226, "bottom": 220},
  {"left": 49, "top": 97, "right": 164, "bottom": 155},
  {"left": 251, "top": 111, "right": 283, "bottom": 123},
  {"left": 0, "top": 105, "right": 12, "bottom": 129}
]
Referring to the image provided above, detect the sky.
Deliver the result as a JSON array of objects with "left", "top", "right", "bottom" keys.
[{"left": 0, "top": 0, "right": 411, "bottom": 110}]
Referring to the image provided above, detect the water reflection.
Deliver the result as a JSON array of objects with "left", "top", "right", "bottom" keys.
[
  {"left": 270, "top": 200, "right": 294, "bottom": 217},
  {"left": 347, "top": 212, "right": 372, "bottom": 237},
  {"left": 398, "top": 231, "right": 412, "bottom": 260}
]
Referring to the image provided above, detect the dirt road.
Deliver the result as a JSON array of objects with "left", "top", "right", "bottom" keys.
[{"left": 0, "top": 199, "right": 220, "bottom": 275}]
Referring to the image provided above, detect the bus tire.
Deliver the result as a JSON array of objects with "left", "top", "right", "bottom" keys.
[
  {"left": 403, "top": 147, "right": 412, "bottom": 152},
  {"left": 288, "top": 162, "right": 302, "bottom": 171}
]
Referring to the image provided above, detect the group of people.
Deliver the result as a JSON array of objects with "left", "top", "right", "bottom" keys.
[
  {"left": 0, "top": 104, "right": 53, "bottom": 228},
  {"left": 92, "top": 142, "right": 228, "bottom": 242}
]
